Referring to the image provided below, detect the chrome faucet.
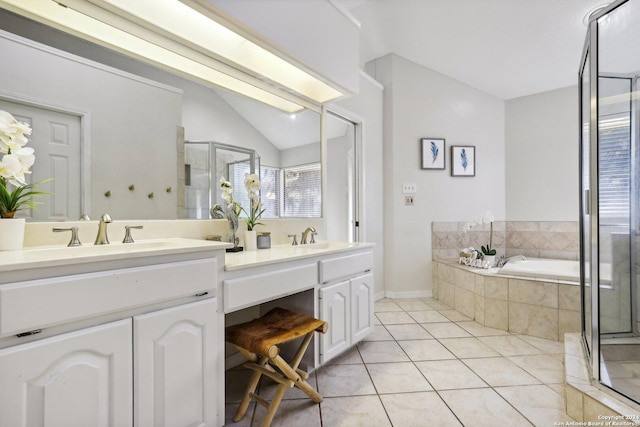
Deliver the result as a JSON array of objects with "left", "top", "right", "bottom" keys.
[
  {"left": 94, "top": 213, "right": 112, "bottom": 245},
  {"left": 301, "top": 227, "right": 316, "bottom": 244},
  {"left": 496, "top": 254, "right": 526, "bottom": 268}
]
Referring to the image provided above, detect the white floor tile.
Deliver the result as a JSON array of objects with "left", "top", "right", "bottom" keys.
[
  {"left": 420, "top": 322, "right": 472, "bottom": 338},
  {"left": 415, "top": 359, "right": 487, "bottom": 390},
  {"left": 316, "top": 363, "right": 376, "bottom": 397},
  {"left": 463, "top": 357, "right": 541, "bottom": 386},
  {"left": 508, "top": 354, "right": 566, "bottom": 384},
  {"left": 439, "top": 388, "right": 534, "bottom": 426},
  {"left": 380, "top": 392, "right": 462, "bottom": 427},
  {"left": 357, "top": 341, "right": 411, "bottom": 363},
  {"left": 478, "top": 335, "right": 543, "bottom": 356},
  {"left": 398, "top": 339, "right": 457, "bottom": 361},
  {"left": 321, "top": 395, "right": 392, "bottom": 427},
  {"left": 495, "top": 384, "right": 572, "bottom": 426},
  {"left": 407, "top": 310, "right": 450, "bottom": 323},
  {"left": 439, "top": 337, "right": 501, "bottom": 358},
  {"left": 384, "top": 323, "right": 433, "bottom": 341},
  {"left": 366, "top": 362, "right": 433, "bottom": 394},
  {"left": 376, "top": 311, "right": 417, "bottom": 325}
]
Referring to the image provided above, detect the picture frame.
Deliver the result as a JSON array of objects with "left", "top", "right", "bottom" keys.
[
  {"left": 451, "top": 145, "right": 475, "bottom": 177},
  {"left": 420, "top": 138, "right": 445, "bottom": 170}
]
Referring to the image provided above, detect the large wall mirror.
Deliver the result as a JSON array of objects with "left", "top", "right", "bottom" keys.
[{"left": 0, "top": 8, "right": 322, "bottom": 221}]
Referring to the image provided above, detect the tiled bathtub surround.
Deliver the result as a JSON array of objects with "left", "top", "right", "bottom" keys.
[
  {"left": 432, "top": 221, "right": 579, "bottom": 261},
  {"left": 433, "top": 261, "right": 581, "bottom": 341}
]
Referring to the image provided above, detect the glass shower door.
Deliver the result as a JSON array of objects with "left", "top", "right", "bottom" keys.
[{"left": 581, "top": 0, "right": 640, "bottom": 404}]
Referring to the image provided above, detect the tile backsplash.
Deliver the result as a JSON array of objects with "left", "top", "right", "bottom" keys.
[{"left": 432, "top": 221, "right": 579, "bottom": 261}]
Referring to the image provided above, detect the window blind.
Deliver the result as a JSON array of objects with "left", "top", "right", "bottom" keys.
[
  {"left": 598, "top": 113, "right": 631, "bottom": 225},
  {"left": 260, "top": 165, "right": 281, "bottom": 218},
  {"left": 283, "top": 163, "right": 322, "bottom": 217}
]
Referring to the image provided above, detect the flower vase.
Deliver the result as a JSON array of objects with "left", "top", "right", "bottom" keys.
[
  {"left": 226, "top": 209, "right": 240, "bottom": 251},
  {"left": 244, "top": 230, "right": 257, "bottom": 251},
  {"left": 483, "top": 255, "right": 496, "bottom": 267},
  {"left": 0, "top": 217, "right": 26, "bottom": 251}
]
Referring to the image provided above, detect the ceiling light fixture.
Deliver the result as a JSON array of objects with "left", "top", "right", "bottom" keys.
[{"left": 0, "top": 0, "right": 342, "bottom": 113}]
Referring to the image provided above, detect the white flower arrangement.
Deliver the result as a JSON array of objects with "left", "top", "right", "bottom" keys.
[
  {"left": 463, "top": 210, "right": 496, "bottom": 256},
  {"left": 0, "top": 110, "right": 48, "bottom": 218},
  {"left": 219, "top": 173, "right": 265, "bottom": 231},
  {"left": 243, "top": 173, "right": 264, "bottom": 231}
]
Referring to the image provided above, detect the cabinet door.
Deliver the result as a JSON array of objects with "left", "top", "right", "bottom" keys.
[
  {"left": 350, "top": 272, "right": 375, "bottom": 344},
  {"left": 319, "top": 280, "right": 350, "bottom": 364},
  {"left": 0, "top": 319, "right": 133, "bottom": 427},
  {"left": 134, "top": 298, "right": 217, "bottom": 427}
]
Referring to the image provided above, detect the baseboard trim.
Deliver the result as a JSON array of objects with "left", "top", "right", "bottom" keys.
[{"left": 383, "top": 290, "right": 433, "bottom": 299}]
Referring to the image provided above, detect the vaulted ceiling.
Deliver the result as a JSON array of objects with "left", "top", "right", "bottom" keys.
[{"left": 344, "top": 0, "right": 608, "bottom": 99}]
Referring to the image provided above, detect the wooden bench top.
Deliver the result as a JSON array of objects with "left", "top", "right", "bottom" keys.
[{"left": 226, "top": 307, "right": 328, "bottom": 359}]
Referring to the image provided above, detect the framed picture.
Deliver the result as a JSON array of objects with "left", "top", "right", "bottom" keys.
[
  {"left": 451, "top": 145, "right": 475, "bottom": 177},
  {"left": 420, "top": 138, "right": 445, "bottom": 170}
]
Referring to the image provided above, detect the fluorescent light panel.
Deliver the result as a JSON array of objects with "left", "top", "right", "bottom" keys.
[
  {"left": 99, "top": 0, "right": 343, "bottom": 104},
  {"left": 0, "top": 0, "right": 310, "bottom": 113}
]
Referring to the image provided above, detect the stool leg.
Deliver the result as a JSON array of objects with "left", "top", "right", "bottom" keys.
[
  {"left": 261, "top": 382, "right": 288, "bottom": 427},
  {"left": 234, "top": 356, "right": 268, "bottom": 422},
  {"left": 272, "top": 355, "right": 323, "bottom": 402}
]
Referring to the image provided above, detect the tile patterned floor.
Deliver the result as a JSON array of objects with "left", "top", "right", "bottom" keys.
[{"left": 225, "top": 298, "right": 574, "bottom": 426}]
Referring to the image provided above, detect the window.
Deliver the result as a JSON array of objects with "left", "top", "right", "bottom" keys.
[
  {"left": 228, "top": 162, "right": 320, "bottom": 218},
  {"left": 283, "top": 163, "right": 322, "bottom": 217},
  {"left": 260, "top": 165, "right": 281, "bottom": 218},
  {"left": 598, "top": 113, "right": 631, "bottom": 225}
]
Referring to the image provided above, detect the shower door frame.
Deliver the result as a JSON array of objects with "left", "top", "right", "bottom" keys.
[
  {"left": 580, "top": 0, "right": 640, "bottom": 402},
  {"left": 185, "top": 141, "right": 257, "bottom": 218}
]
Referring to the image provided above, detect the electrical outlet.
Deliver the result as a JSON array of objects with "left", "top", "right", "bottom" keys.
[
  {"left": 402, "top": 183, "right": 417, "bottom": 194},
  {"left": 405, "top": 195, "right": 414, "bottom": 206}
]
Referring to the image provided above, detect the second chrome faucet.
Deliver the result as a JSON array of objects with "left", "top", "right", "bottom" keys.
[{"left": 94, "top": 213, "right": 112, "bottom": 245}]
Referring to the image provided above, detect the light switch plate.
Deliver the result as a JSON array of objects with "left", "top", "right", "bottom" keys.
[{"left": 402, "top": 183, "right": 417, "bottom": 194}]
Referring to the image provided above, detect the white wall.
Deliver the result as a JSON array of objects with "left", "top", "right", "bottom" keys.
[
  {"left": 505, "top": 86, "right": 578, "bottom": 221},
  {"left": 325, "top": 134, "right": 351, "bottom": 242},
  {"left": 336, "top": 71, "right": 385, "bottom": 297},
  {"left": 279, "top": 142, "right": 320, "bottom": 168},
  {"left": 367, "top": 54, "right": 506, "bottom": 297}
]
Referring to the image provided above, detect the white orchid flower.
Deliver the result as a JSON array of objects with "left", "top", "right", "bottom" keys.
[
  {"left": 0, "top": 110, "right": 31, "bottom": 154},
  {"left": 15, "top": 147, "right": 35, "bottom": 173},
  {"left": 0, "top": 153, "right": 26, "bottom": 186}
]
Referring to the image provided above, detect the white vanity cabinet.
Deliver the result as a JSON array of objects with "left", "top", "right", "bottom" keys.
[
  {"left": 134, "top": 298, "right": 217, "bottom": 427},
  {"left": 0, "top": 298, "right": 218, "bottom": 427},
  {"left": 0, "top": 242, "right": 226, "bottom": 427},
  {"left": 0, "top": 318, "right": 134, "bottom": 427},
  {"left": 318, "top": 251, "right": 374, "bottom": 364}
]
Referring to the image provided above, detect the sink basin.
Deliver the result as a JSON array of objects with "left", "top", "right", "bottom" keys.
[
  {"left": 23, "top": 240, "right": 181, "bottom": 258},
  {"left": 224, "top": 241, "right": 374, "bottom": 271},
  {"left": 0, "top": 238, "right": 230, "bottom": 272},
  {"left": 292, "top": 242, "right": 359, "bottom": 251}
]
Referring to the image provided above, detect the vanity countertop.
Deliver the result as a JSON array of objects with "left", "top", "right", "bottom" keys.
[
  {"left": 224, "top": 241, "right": 374, "bottom": 271},
  {"left": 0, "top": 238, "right": 231, "bottom": 273}
]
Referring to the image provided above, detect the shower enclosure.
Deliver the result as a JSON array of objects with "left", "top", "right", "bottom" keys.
[
  {"left": 184, "top": 141, "right": 258, "bottom": 219},
  {"left": 580, "top": 0, "right": 640, "bottom": 404}
]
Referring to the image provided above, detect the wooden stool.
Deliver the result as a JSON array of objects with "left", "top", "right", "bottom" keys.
[{"left": 226, "top": 307, "right": 328, "bottom": 427}]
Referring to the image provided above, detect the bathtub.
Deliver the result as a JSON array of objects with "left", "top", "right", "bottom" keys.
[{"left": 498, "top": 257, "right": 580, "bottom": 282}]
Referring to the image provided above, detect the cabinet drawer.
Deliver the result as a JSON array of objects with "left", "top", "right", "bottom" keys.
[
  {"left": 224, "top": 263, "right": 318, "bottom": 313},
  {"left": 319, "top": 251, "right": 373, "bottom": 283},
  {"left": 0, "top": 258, "right": 216, "bottom": 337}
]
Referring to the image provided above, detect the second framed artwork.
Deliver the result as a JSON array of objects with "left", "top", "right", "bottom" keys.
[
  {"left": 420, "top": 138, "right": 446, "bottom": 170},
  {"left": 450, "top": 145, "right": 475, "bottom": 177}
]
